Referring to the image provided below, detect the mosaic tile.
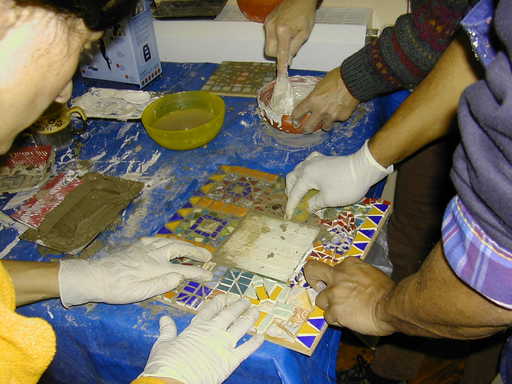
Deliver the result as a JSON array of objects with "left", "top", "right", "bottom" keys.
[
  {"left": 306, "top": 244, "right": 343, "bottom": 267},
  {"left": 254, "top": 311, "right": 273, "bottom": 333},
  {"left": 157, "top": 207, "right": 243, "bottom": 249},
  {"left": 297, "top": 335, "right": 317, "bottom": 349},
  {"left": 174, "top": 281, "right": 213, "bottom": 310},
  {"left": 216, "top": 267, "right": 255, "bottom": 296},
  {"left": 307, "top": 307, "right": 326, "bottom": 331},
  {"left": 272, "top": 302, "right": 294, "bottom": 319},
  {"left": 296, "top": 318, "right": 322, "bottom": 349}
]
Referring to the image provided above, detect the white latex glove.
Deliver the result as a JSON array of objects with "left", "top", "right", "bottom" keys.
[
  {"left": 141, "top": 294, "right": 264, "bottom": 384},
  {"left": 59, "top": 237, "right": 212, "bottom": 307},
  {"left": 285, "top": 140, "right": 393, "bottom": 218}
]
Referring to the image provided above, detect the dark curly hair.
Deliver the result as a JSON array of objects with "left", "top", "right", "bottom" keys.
[{"left": 15, "top": 0, "right": 140, "bottom": 31}]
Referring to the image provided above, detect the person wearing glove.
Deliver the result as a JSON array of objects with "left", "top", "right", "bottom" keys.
[
  {"left": 0, "top": 0, "right": 259, "bottom": 382},
  {"left": 1, "top": 235, "right": 214, "bottom": 383},
  {"left": 4, "top": 237, "right": 212, "bottom": 307},
  {"left": 135, "top": 294, "right": 264, "bottom": 384},
  {"left": 285, "top": 140, "right": 393, "bottom": 219},
  {"left": 291, "top": 6, "right": 512, "bottom": 382},
  {"left": 59, "top": 237, "right": 212, "bottom": 307}
]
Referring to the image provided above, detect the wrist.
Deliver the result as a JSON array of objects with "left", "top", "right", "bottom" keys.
[
  {"left": 59, "top": 259, "right": 98, "bottom": 307},
  {"left": 362, "top": 140, "right": 393, "bottom": 175},
  {"left": 367, "top": 137, "right": 395, "bottom": 169},
  {"left": 373, "top": 290, "right": 396, "bottom": 336}
]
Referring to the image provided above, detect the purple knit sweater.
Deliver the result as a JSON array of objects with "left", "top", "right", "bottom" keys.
[{"left": 451, "top": 0, "right": 512, "bottom": 251}]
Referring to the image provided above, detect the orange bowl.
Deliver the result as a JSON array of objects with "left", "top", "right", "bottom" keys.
[
  {"left": 237, "top": 0, "right": 283, "bottom": 22},
  {"left": 257, "top": 76, "right": 321, "bottom": 134}
]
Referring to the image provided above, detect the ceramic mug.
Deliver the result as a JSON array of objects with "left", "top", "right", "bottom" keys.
[{"left": 32, "top": 103, "right": 87, "bottom": 135}]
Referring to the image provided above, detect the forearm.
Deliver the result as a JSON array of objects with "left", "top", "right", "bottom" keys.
[
  {"left": 377, "top": 242, "right": 512, "bottom": 339},
  {"left": 369, "top": 34, "right": 480, "bottom": 168},
  {"left": 2, "top": 260, "right": 60, "bottom": 306}
]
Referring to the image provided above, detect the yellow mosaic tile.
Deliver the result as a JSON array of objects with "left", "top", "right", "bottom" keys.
[
  {"left": 209, "top": 200, "right": 248, "bottom": 217},
  {"left": 165, "top": 221, "right": 181, "bottom": 231},
  {"left": 344, "top": 247, "right": 364, "bottom": 257},
  {"left": 361, "top": 218, "right": 378, "bottom": 229},
  {"left": 221, "top": 165, "right": 278, "bottom": 182},
  {"left": 209, "top": 174, "right": 226, "bottom": 182},
  {"left": 200, "top": 183, "right": 215, "bottom": 194},
  {"left": 195, "top": 197, "right": 213, "bottom": 209},
  {"left": 254, "top": 311, "right": 269, "bottom": 328},
  {"left": 354, "top": 232, "right": 372, "bottom": 242},
  {"left": 297, "top": 321, "right": 321, "bottom": 336},
  {"left": 309, "top": 306, "right": 324, "bottom": 318},
  {"left": 163, "top": 291, "right": 176, "bottom": 300},
  {"left": 269, "top": 285, "right": 284, "bottom": 301},
  {"left": 255, "top": 285, "right": 269, "bottom": 301},
  {"left": 189, "top": 196, "right": 202, "bottom": 205},
  {"left": 177, "top": 208, "right": 193, "bottom": 217}
]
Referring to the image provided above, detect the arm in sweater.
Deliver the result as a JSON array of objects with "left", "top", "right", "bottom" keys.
[{"left": 342, "top": 0, "right": 475, "bottom": 102}]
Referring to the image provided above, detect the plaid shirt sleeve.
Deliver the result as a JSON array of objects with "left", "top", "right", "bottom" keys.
[{"left": 442, "top": 196, "right": 512, "bottom": 309}]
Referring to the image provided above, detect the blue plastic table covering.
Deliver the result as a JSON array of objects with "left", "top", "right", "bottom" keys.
[{"left": 0, "top": 62, "right": 408, "bottom": 384}]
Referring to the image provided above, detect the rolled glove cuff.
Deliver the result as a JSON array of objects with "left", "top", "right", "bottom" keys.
[
  {"left": 59, "top": 259, "right": 102, "bottom": 308},
  {"left": 361, "top": 140, "right": 394, "bottom": 177}
]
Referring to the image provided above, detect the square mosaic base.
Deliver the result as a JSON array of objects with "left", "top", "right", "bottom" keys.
[
  {"left": 201, "top": 61, "right": 276, "bottom": 98},
  {"left": 156, "top": 198, "right": 247, "bottom": 251},
  {"left": 158, "top": 166, "right": 392, "bottom": 355},
  {"left": 214, "top": 212, "right": 320, "bottom": 282}
]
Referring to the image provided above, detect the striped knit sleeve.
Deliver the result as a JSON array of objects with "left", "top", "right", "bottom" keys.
[{"left": 341, "top": 0, "right": 474, "bottom": 101}]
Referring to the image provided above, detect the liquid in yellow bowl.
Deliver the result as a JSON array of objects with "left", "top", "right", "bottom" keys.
[
  {"left": 152, "top": 108, "right": 214, "bottom": 131},
  {"left": 142, "top": 91, "right": 225, "bottom": 150}
]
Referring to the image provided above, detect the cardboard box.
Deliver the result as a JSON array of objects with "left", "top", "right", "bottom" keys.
[{"left": 80, "top": 0, "right": 162, "bottom": 88}]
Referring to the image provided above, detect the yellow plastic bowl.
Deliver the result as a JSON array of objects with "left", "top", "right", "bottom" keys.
[{"left": 142, "top": 91, "right": 225, "bottom": 150}]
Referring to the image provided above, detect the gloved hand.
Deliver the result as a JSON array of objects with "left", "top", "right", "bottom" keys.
[
  {"left": 59, "top": 237, "right": 212, "bottom": 307},
  {"left": 264, "top": 0, "right": 317, "bottom": 69},
  {"left": 140, "top": 294, "right": 264, "bottom": 384},
  {"left": 285, "top": 140, "right": 393, "bottom": 219},
  {"left": 292, "top": 68, "right": 360, "bottom": 133}
]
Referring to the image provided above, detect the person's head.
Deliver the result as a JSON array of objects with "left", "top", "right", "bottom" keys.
[{"left": 0, "top": 0, "right": 138, "bottom": 154}]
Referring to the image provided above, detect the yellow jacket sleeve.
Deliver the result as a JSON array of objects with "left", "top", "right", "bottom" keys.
[
  {"left": 0, "top": 261, "right": 56, "bottom": 384},
  {"left": 132, "top": 377, "right": 168, "bottom": 384}
]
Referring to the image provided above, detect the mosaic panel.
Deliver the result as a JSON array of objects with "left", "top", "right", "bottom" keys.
[
  {"left": 158, "top": 166, "right": 392, "bottom": 356},
  {"left": 201, "top": 61, "right": 275, "bottom": 98}
]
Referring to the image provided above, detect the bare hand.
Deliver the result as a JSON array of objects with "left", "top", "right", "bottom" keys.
[
  {"left": 304, "top": 259, "right": 395, "bottom": 336},
  {"left": 264, "top": 0, "right": 317, "bottom": 73},
  {"left": 292, "top": 68, "right": 359, "bottom": 133}
]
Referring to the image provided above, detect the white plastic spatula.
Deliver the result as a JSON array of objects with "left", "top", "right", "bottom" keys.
[{"left": 270, "top": 68, "right": 294, "bottom": 116}]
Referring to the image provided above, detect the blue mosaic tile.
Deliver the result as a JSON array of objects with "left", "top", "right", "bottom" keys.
[{"left": 217, "top": 284, "right": 230, "bottom": 292}]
